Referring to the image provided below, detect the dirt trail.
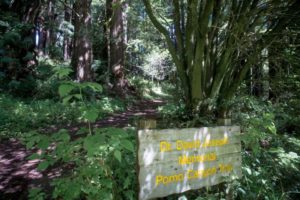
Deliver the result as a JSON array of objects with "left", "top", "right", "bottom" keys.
[{"left": 0, "top": 99, "right": 164, "bottom": 199}]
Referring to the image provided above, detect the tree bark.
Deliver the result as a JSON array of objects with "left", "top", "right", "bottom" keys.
[
  {"left": 72, "top": 0, "right": 93, "bottom": 82},
  {"left": 107, "top": 0, "right": 126, "bottom": 89},
  {"left": 44, "top": 0, "right": 55, "bottom": 57},
  {"left": 63, "top": 0, "right": 72, "bottom": 61}
]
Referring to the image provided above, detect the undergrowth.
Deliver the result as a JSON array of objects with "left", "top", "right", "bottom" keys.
[
  {"left": 155, "top": 95, "right": 300, "bottom": 200},
  {"left": 24, "top": 127, "right": 137, "bottom": 200},
  {"left": 1, "top": 60, "right": 299, "bottom": 200},
  {"left": 0, "top": 94, "right": 125, "bottom": 139}
]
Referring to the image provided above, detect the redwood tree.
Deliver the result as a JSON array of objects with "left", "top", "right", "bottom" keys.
[
  {"left": 107, "top": 0, "right": 126, "bottom": 90},
  {"left": 72, "top": 0, "right": 93, "bottom": 82},
  {"left": 63, "top": 0, "right": 71, "bottom": 61}
]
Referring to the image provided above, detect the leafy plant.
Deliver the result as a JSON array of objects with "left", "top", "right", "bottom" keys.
[
  {"left": 230, "top": 95, "right": 300, "bottom": 200},
  {"left": 24, "top": 128, "right": 137, "bottom": 200},
  {"left": 20, "top": 71, "right": 136, "bottom": 199}
]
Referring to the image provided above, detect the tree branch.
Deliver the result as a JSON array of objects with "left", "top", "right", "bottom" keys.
[
  {"left": 173, "top": 0, "right": 184, "bottom": 59},
  {"left": 142, "top": 0, "right": 190, "bottom": 101}
]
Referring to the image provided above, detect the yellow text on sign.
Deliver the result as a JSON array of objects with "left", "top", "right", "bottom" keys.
[
  {"left": 178, "top": 152, "right": 217, "bottom": 165},
  {"left": 159, "top": 138, "right": 229, "bottom": 152},
  {"left": 155, "top": 163, "right": 233, "bottom": 186}
]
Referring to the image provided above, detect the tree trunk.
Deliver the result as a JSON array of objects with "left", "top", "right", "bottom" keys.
[
  {"left": 107, "top": 0, "right": 126, "bottom": 89},
  {"left": 44, "top": 0, "right": 55, "bottom": 57},
  {"left": 143, "top": 0, "right": 298, "bottom": 117},
  {"left": 63, "top": 0, "right": 72, "bottom": 61},
  {"left": 72, "top": 0, "right": 93, "bottom": 82}
]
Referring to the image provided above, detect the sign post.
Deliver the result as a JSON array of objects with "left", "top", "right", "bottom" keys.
[{"left": 137, "top": 126, "right": 242, "bottom": 200}]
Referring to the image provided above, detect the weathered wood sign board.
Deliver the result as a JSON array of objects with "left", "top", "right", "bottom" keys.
[{"left": 137, "top": 126, "right": 242, "bottom": 200}]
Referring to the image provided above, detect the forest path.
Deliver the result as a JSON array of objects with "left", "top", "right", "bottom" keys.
[{"left": 0, "top": 99, "right": 164, "bottom": 199}]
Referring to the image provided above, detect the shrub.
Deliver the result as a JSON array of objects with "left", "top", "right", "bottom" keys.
[{"left": 24, "top": 128, "right": 137, "bottom": 200}]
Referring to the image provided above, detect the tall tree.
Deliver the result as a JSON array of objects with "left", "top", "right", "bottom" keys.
[
  {"left": 45, "top": 0, "right": 56, "bottom": 57},
  {"left": 142, "top": 0, "right": 300, "bottom": 117},
  {"left": 63, "top": 0, "right": 72, "bottom": 61},
  {"left": 107, "top": 0, "right": 126, "bottom": 90},
  {"left": 72, "top": 0, "right": 93, "bottom": 82},
  {"left": 37, "top": 0, "right": 56, "bottom": 57}
]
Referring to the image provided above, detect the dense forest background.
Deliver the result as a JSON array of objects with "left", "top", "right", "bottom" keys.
[{"left": 0, "top": 0, "right": 299, "bottom": 199}]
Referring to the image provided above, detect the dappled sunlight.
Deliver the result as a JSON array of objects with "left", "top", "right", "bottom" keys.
[
  {"left": 204, "top": 133, "right": 211, "bottom": 147},
  {"left": 0, "top": 0, "right": 297, "bottom": 199},
  {"left": 84, "top": 52, "right": 90, "bottom": 60},
  {"left": 143, "top": 145, "right": 156, "bottom": 167},
  {"left": 138, "top": 126, "right": 242, "bottom": 199},
  {"left": 151, "top": 86, "right": 169, "bottom": 97},
  {"left": 79, "top": 66, "right": 84, "bottom": 80},
  {"left": 0, "top": 139, "right": 63, "bottom": 196},
  {"left": 94, "top": 100, "right": 164, "bottom": 128}
]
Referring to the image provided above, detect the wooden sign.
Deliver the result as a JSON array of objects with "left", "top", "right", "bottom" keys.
[{"left": 137, "top": 126, "right": 242, "bottom": 200}]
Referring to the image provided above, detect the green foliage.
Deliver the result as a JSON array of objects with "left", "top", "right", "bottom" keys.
[
  {"left": 28, "top": 188, "right": 46, "bottom": 200},
  {"left": 56, "top": 75, "right": 105, "bottom": 127},
  {"left": 0, "top": 94, "right": 78, "bottom": 138},
  {"left": 32, "top": 60, "right": 62, "bottom": 99},
  {"left": 0, "top": 0, "right": 298, "bottom": 199},
  {"left": 139, "top": 48, "right": 175, "bottom": 81},
  {"left": 0, "top": 93, "right": 125, "bottom": 139},
  {"left": 0, "top": 11, "right": 36, "bottom": 97},
  {"left": 158, "top": 100, "right": 216, "bottom": 128},
  {"left": 229, "top": 95, "right": 300, "bottom": 200},
  {"left": 4, "top": 74, "right": 131, "bottom": 199},
  {"left": 231, "top": 96, "right": 273, "bottom": 151},
  {"left": 126, "top": 0, "right": 169, "bottom": 73},
  {"left": 154, "top": 95, "right": 299, "bottom": 200},
  {"left": 91, "top": 1, "right": 106, "bottom": 50},
  {"left": 128, "top": 76, "right": 173, "bottom": 100},
  {"left": 49, "top": 44, "right": 64, "bottom": 60},
  {"left": 158, "top": 102, "right": 186, "bottom": 120},
  {"left": 242, "top": 112, "right": 276, "bottom": 155},
  {"left": 236, "top": 133, "right": 300, "bottom": 200},
  {"left": 275, "top": 98, "right": 300, "bottom": 135},
  {"left": 61, "top": 20, "right": 74, "bottom": 37},
  {"left": 24, "top": 128, "right": 137, "bottom": 200}
]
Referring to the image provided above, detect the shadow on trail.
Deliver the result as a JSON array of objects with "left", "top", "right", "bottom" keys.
[
  {"left": 94, "top": 99, "right": 164, "bottom": 127},
  {"left": 42, "top": 99, "right": 164, "bottom": 134},
  {"left": 0, "top": 99, "right": 164, "bottom": 199}
]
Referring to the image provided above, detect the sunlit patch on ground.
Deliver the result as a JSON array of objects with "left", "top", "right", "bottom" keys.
[{"left": 0, "top": 139, "right": 62, "bottom": 198}]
